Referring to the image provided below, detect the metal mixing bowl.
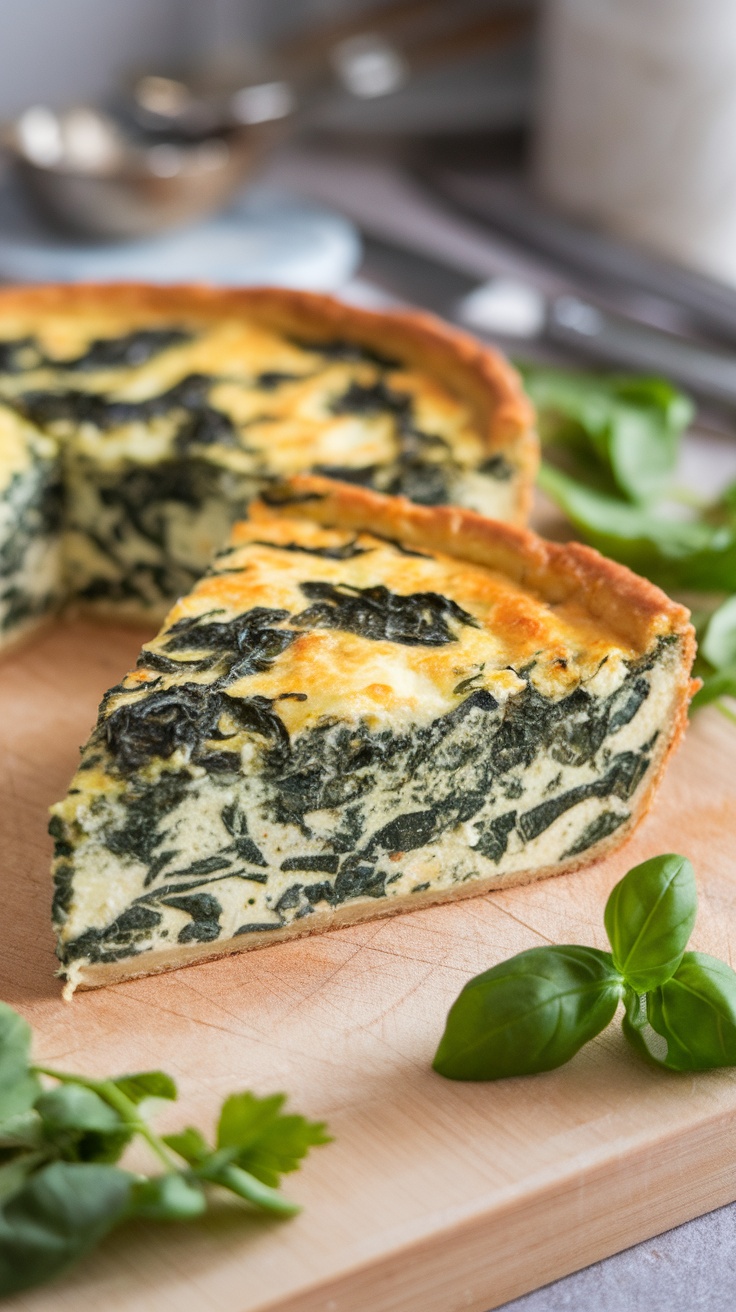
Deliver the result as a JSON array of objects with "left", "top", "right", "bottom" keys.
[{"left": 1, "top": 105, "right": 280, "bottom": 239}]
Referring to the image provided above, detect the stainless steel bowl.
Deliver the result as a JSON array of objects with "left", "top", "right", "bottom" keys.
[{"left": 1, "top": 106, "right": 280, "bottom": 239}]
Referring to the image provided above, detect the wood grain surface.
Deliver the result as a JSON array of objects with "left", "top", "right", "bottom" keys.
[{"left": 1, "top": 617, "right": 735, "bottom": 1312}]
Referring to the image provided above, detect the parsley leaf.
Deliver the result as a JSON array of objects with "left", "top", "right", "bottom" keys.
[{"left": 0, "top": 1002, "right": 330, "bottom": 1296}]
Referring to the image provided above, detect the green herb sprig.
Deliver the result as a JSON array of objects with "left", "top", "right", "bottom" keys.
[
  {"left": 433, "top": 853, "right": 736, "bottom": 1081},
  {"left": 0, "top": 1006, "right": 330, "bottom": 1296},
  {"left": 520, "top": 363, "right": 736, "bottom": 724}
]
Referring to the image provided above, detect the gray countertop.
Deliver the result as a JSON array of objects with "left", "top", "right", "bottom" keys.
[{"left": 500, "top": 1201, "right": 736, "bottom": 1311}]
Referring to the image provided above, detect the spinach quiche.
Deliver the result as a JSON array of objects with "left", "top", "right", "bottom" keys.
[
  {"left": 0, "top": 283, "right": 535, "bottom": 650},
  {"left": 51, "top": 475, "right": 696, "bottom": 992}
]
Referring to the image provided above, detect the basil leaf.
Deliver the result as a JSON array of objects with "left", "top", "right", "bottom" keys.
[
  {"left": 604, "top": 854, "right": 697, "bottom": 991},
  {"left": 625, "top": 952, "right": 736, "bottom": 1072},
  {"left": 433, "top": 945, "right": 623, "bottom": 1081},
  {"left": 0, "top": 1005, "right": 40, "bottom": 1123},
  {"left": 0, "top": 1161, "right": 132, "bottom": 1295},
  {"left": 36, "top": 1085, "right": 133, "bottom": 1164},
  {"left": 112, "top": 1071, "right": 178, "bottom": 1105},
  {"left": 129, "top": 1172, "right": 206, "bottom": 1221},
  {"left": 538, "top": 464, "right": 736, "bottom": 593},
  {"left": 701, "top": 596, "right": 736, "bottom": 670}
]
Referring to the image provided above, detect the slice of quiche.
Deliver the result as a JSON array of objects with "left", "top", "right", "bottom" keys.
[
  {"left": 0, "top": 284, "right": 536, "bottom": 649},
  {"left": 51, "top": 476, "right": 696, "bottom": 992}
]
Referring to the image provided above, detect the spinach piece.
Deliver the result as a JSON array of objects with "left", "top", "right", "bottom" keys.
[
  {"left": 433, "top": 945, "right": 622, "bottom": 1080},
  {"left": 250, "top": 537, "right": 372, "bottom": 561},
  {"left": 161, "top": 607, "right": 296, "bottom": 678},
  {"left": 561, "top": 809, "right": 626, "bottom": 858},
  {"left": 103, "top": 684, "right": 289, "bottom": 773},
  {"left": 255, "top": 370, "right": 307, "bottom": 390},
  {"left": 296, "top": 337, "right": 398, "bottom": 368},
  {"left": 604, "top": 854, "right": 697, "bottom": 992},
  {"left": 0, "top": 336, "right": 44, "bottom": 373},
  {"left": 0, "top": 1004, "right": 329, "bottom": 1295},
  {"left": 516, "top": 749, "right": 649, "bottom": 844},
  {"left": 434, "top": 853, "right": 736, "bottom": 1082},
  {"left": 221, "top": 802, "right": 267, "bottom": 866},
  {"left": 160, "top": 892, "right": 222, "bottom": 943},
  {"left": 61, "top": 328, "right": 192, "bottom": 371},
  {"left": 478, "top": 454, "right": 513, "bottom": 480},
  {"left": 291, "top": 581, "right": 479, "bottom": 646},
  {"left": 330, "top": 379, "right": 410, "bottom": 418},
  {"left": 280, "top": 854, "right": 340, "bottom": 874},
  {"left": 19, "top": 372, "right": 241, "bottom": 450}
]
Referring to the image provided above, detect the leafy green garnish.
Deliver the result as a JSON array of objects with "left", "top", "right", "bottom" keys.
[
  {"left": 523, "top": 362, "right": 736, "bottom": 724},
  {"left": 692, "top": 595, "right": 736, "bottom": 719},
  {"left": 623, "top": 952, "right": 736, "bottom": 1071},
  {"left": 537, "top": 464, "right": 736, "bottom": 593},
  {"left": 0, "top": 1007, "right": 330, "bottom": 1296},
  {"left": 603, "top": 854, "right": 697, "bottom": 992},
  {"left": 520, "top": 366, "right": 692, "bottom": 503},
  {"left": 433, "top": 852, "right": 736, "bottom": 1081},
  {"left": 433, "top": 946, "right": 621, "bottom": 1080}
]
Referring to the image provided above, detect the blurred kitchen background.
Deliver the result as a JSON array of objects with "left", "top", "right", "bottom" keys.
[{"left": 4, "top": 0, "right": 736, "bottom": 438}]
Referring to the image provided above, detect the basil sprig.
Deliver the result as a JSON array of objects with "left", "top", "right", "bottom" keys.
[
  {"left": 433, "top": 853, "right": 736, "bottom": 1081},
  {"left": 0, "top": 1007, "right": 330, "bottom": 1296}
]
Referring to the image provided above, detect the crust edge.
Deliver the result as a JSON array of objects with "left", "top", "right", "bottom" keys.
[
  {"left": 0, "top": 281, "right": 538, "bottom": 524},
  {"left": 253, "top": 474, "right": 695, "bottom": 657}
]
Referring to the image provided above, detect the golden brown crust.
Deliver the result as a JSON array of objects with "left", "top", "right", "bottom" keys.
[
  {"left": 0, "top": 282, "right": 538, "bottom": 522},
  {"left": 258, "top": 475, "right": 694, "bottom": 656}
]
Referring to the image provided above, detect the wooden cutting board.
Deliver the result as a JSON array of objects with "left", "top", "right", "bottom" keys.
[{"left": 2, "top": 617, "right": 735, "bottom": 1312}]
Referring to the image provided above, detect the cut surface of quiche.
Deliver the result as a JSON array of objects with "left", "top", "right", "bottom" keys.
[
  {"left": 51, "top": 476, "right": 696, "bottom": 992},
  {"left": 0, "top": 284, "right": 535, "bottom": 649}
]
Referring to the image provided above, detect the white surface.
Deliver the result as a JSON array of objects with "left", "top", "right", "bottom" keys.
[
  {"left": 0, "top": 185, "right": 361, "bottom": 288},
  {"left": 534, "top": 0, "right": 736, "bottom": 285}
]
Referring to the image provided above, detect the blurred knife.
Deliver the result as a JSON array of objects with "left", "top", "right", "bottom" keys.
[
  {"left": 428, "top": 168, "right": 736, "bottom": 346},
  {"left": 360, "top": 234, "right": 736, "bottom": 412}
]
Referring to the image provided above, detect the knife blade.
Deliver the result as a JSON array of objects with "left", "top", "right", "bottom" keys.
[{"left": 359, "top": 233, "right": 736, "bottom": 413}]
